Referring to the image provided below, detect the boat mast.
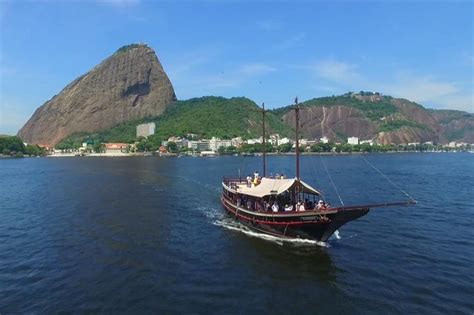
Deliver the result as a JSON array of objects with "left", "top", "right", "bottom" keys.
[
  {"left": 262, "top": 102, "right": 266, "bottom": 178},
  {"left": 294, "top": 97, "right": 300, "bottom": 181}
]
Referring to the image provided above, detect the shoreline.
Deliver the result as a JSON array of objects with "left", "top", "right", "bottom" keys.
[{"left": 35, "top": 150, "right": 472, "bottom": 158}]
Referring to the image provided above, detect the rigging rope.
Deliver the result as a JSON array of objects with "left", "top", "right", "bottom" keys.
[
  {"left": 359, "top": 155, "right": 414, "bottom": 201},
  {"left": 319, "top": 154, "right": 345, "bottom": 206}
]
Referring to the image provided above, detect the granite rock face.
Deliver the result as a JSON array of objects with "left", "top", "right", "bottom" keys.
[
  {"left": 281, "top": 97, "right": 473, "bottom": 144},
  {"left": 18, "top": 44, "right": 176, "bottom": 146}
]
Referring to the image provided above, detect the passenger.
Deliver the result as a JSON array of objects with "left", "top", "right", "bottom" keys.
[
  {"left": 246, "top": 175, "right": 252, "bottom": 187},
  {"left": 272, "top": 202, "right": 279, "bottom": 212},
  {"left": 253, "top": 177, "right": 259, "bottom": 186},
  {"left": 254, "top": 170, "right": 259, "bottom": 179},
  {"left": 299, "top": 201, "right": 306, "bottom": 212},
  {"left": 247, "top": 199, "right": 252, "bottom": 209},
  {"left": 295, "top": 201, "right": 301, "bottom": 212},
  {"left": 284, "top": 204, "right": 293, "bottom": 212},
  {"left": 275, "top": 173, "right": 280, "bottom": 179},
  {"left": 264, "top": 201, "right": 271, "bottom": 212},
  {"left": 317, "top": 200, "right": 326, "bottom": 210}
]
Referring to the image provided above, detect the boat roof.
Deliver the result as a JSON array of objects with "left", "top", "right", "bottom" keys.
[{"left": 234, "top": 177, "right": 321, "bottom": 198}]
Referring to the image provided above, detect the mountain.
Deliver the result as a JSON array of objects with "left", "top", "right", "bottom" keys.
[
  {"left": 57, "top": 96, "right": 293, "bottom": 146},
  {"left": 18, "top": 44, "right": 176, "bottom": 146},
  {"left": 275, "top": 93, "right": 473, "bottom": 144}
]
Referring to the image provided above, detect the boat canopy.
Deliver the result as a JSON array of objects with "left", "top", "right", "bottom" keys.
[{"left": 236, "top": 177, "right": 321, "bottom": 198}]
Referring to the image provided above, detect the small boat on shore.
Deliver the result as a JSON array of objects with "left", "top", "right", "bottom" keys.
[{"left": 220, "top": 98, "right": 416, "bottom": 242}]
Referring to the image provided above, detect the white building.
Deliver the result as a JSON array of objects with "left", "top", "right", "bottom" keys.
[
  {"left": 269, "top": 134, "right": 280, "bottom": 146},
  {"left": 136, "top": 122, "right": 155, "bottom": 138},
  {"left": 209, "top": 137, "right": 232, "bottom": 152},
  {"left": 320, "top": 136, "right": 329, "bottom": 144},
  {"left": 247, "top": 138, "right": 262, "bottom": 145},
  {"left": 188, "top": 140, "right": 210, "bottom": 152},
  {"left": 347, "top": 137, "right": 359, "bottom": 145},
  {"left": 360, "top": 139, "right": 374, "bottom": 146},
  {"left": 231, "top": 137, "right": 243, "bottom": 147},
  {"left": 278, "top": 137, "right": 291, "bottom": 145},
  {"left": 167, "top": 136, "right": 187, "bottom": 148}
]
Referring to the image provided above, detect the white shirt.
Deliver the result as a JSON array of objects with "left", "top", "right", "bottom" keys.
[{"left": 272, "top": 204, "right": 279, "bottom": 212}]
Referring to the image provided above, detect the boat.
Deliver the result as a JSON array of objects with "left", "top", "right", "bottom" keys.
[{"left": 220, "top": 98, "right": 416, "bottom": 242}]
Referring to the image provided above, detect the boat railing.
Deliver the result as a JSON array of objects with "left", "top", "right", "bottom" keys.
[{"left": 223, "top": 177, "right": 247, "bottom": 185}]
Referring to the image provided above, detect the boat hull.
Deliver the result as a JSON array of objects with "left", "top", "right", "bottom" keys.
[{"left": 221, "top": 196, "right": 369, "bottom": 242}]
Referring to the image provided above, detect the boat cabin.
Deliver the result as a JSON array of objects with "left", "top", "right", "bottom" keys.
[{"left": 222, "top": 177, "right": 329, "bottom": 213}]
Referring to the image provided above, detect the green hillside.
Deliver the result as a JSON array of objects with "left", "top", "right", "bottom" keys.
[
  {"left": 273, "top": 94, "right": 399, "bottom": 120},
  {"left": 57, "top": 96, "right": 293, "bottom": 147}
]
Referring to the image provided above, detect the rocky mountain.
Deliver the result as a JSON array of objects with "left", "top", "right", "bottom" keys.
[
  {"left": 276, "top": 93, "right": 473, "bottom": 144},
  {"left": 18, "top": 44, "right": 176, "bottom": 146}
]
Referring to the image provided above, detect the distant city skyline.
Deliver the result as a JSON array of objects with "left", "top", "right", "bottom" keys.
[{"left": 0, "top": 1, "right": 473, "bottom": 135}]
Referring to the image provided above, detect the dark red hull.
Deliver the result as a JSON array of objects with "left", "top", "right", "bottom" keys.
[{"left": 221, "top": 196, "right": 369, "bottom": 242}]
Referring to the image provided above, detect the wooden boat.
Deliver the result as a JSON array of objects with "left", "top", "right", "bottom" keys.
[{"left": 220, "top": 98, "right": 416, "bottom": 242}]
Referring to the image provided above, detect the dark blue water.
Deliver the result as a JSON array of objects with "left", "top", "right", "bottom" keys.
[{"left": 1, "top": 153, "right": 473, "bottom": 314}]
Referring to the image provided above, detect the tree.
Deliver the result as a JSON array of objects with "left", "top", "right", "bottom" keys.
[
  {"left": 218, "top": 146, "right": 226, "bottom": 155},
  {"left": 278, "top": 143, "right": 292, "bottom": 153},
  {"left": 93, "top": 143, "right": 105, "bottom": 153},
  {"left": 167, "top": 141, "right": 178, "bottom": 153}
]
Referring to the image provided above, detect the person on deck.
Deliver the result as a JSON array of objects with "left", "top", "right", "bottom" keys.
[
  {"left": 299, "top": 201, "right": 306, "bottom": 212},
  {"left": 246, "top": 175, "right": 252, "bottom": 187},
  {"left": 272, "top": 202, "right": 279, "bottom": 212},
  {"left": 253, "top": 177, "right": 259, "bottom": 186},
  {"left": 317, "top": 200, "right": 326, "bottom": 210},
  {"left": 254, "top": 170, "right": 259, "bottom": 179},
  {"left": 284, "top": 204, "right": 293, "bottom": 212}
]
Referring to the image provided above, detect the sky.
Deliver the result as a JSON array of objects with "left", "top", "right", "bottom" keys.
[{"left": 0, "top": 0, "right": 473, "bottom": 135}]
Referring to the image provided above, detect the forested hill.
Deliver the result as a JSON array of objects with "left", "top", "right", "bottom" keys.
[
  {"left": 57, "top": 93, "right": 473, "bottom": 148},
  {"left": 274, "top": 94, "right": 473, "bottom": 144},
  {"left": 57, "top": 96, "right": 293, "bottom": 147}
]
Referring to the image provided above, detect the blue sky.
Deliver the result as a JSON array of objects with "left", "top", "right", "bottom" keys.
[{"left": 0, "top": 0, "right": 473, "bottom": 135}]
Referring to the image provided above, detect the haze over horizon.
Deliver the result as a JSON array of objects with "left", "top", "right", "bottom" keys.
[{"left": 0, "top": 1, "right": 473, "bottom": 135}]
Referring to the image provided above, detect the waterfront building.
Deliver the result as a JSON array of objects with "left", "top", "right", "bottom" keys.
[
  {"left": 269, "top": 134, "right": 280, "bottom": 146},
  {"left": 167, "top": 136, "right": 187, "bottom": 148},
  {"left": 136, "top": 122, "right": 155, "bottom": 138},
  {"left": 105, "top": 143, "right": 128, "bottom": 154},
  {"left": 320, "top": 136, "right": 329, "bottom": 144},
  {"left": 247, "top": 138, "right": 262, "bottom": 145},
  {"left": 200, "top": 150, "right": 216, "bottom": 156},
  {"left": 231, "top": 137, "right": 243, "bottom": 147},
  {"left": 187, "top": 140, "right": 210, "bottom": 152},
  {"left": 209, "top": 137, "right": 232, "bottom": 152},
  {"left": 348, "top": 137, "right": 359, "bottom": 145},
  {"left": 278, "top": 137, "right": 291, "bottom": 145},
  {"left": 360, "top": 140, "right": 374, "bottom": 146}
]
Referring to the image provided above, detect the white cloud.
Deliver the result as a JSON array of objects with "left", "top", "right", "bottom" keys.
[
  {"left": 313, "top": 59, "right": 362, "bottom": 85},
  {"left": 308, "top": 58, "right": 473, "bottom": 112},
  {"left": 386, "top": 74, "right": 472, "bottom": 112},
  {"left": 388, "top": 72, "right": 457, "bottom": 102}
]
